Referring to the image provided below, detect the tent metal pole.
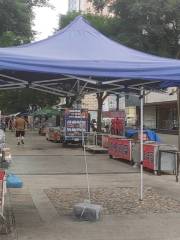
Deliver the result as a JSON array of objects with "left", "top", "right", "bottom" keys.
[
  {"left": 0, "top": 74, "right": 27, "bottom": 84},
  {"left": 131, "top": 81, "right": 161, "bottom": 87},
  {"left": 0, "top": 83, "right": 24, "bottom": 88},
  {"left": 32, "top": 83, "right": 75, "bottom": 96},
  {"left": 30, "top": 86, "right": 66, "bottom": 96},
  {"left": 79, "top": 82, "right": 88, "bottom": 94},
  {"left": 65, "top": 75, "right": 97, "bottom": 85},
  {"left": 176, "top": 87, "right": 180, "bottom": 182},
  {"left": 140, "top": 86, "right": 144, "bottom": 200},
  {"left": 0, "top": 86, "right": 25, "bottom": 90},
  {"left": 34, "top": 77, "right": 72, "bottom": 84},
  {"left": 102, "top": 78, "right": 130, "bottom": 85},
  {"left": 85, "top": 86, "right": 124, "bottom": 95}
]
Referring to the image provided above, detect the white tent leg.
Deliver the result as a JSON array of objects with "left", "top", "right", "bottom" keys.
[{"left": 140, "top": 87, "right": 144, "bottom": 200}]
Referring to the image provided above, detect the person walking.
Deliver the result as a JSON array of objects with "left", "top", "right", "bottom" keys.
[{"left": 15, "top": 115, "right": 27, "bottom": 145}]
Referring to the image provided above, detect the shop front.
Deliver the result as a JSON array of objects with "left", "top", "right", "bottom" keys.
[{"left": 143, "top": 101, "right": 178, "bottom": 134}]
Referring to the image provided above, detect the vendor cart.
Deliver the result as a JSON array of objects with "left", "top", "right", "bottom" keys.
[
  {"left": 60, "top": 109, "right": 89, "bottom": 145},
  {"left": 108, "top": 135, "right": 133, "bottom": 162},
  {"left": 46, "top": 127, "right": 61, "bottom": 142},
  {"left": 143, "top": 143, "right": 177, "bottom": 174}
]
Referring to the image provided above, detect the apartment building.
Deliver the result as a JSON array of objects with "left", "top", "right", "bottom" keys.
[
  {"left": 82, "top": 93, "right": 139, "bottom": 126},
  {"left": 68, "top": 0, "right": 79, "bottom": 12},
  {"left": 68, "top": 0, "right": 111, "bottom": 15},
  {"left": 82, "top": 94, "right": 98, "bottom": 110}
]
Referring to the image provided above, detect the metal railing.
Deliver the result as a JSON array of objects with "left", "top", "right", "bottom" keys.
[{"left": 84, "top": 132, "right": 109, "bottom": 148}]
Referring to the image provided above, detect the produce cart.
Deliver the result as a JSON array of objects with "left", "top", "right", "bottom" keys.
[{"left": 60, "top": 109, "right": 89, "bottom": 145}]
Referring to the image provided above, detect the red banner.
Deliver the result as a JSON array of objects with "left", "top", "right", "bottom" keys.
[
  {"left": 102, "top": 111, "right": 125, "bottom": 118},
  {"left": 143, "top": 144, "right": 155, "bottom": 170},
  {"left": 108, "top": 137, "right": 131, "bottom": 161}
]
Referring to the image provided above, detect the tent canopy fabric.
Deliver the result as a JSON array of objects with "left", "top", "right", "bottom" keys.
[
  {"left": 0, "top": 16, "right": 180, "bottom": 86},
  {"left": 0, "top": 15, "right": 180, "bottom": 98}
]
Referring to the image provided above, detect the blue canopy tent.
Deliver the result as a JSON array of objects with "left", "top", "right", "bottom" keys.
[
  {"left": 0, "top": 16, "right": 180, "bottom": 199},
  {"left": 0, "top": 16, "right": 180, "bottom": 94}
]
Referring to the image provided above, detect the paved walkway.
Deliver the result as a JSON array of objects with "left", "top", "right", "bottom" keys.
[{"left": 2, "top": 131, "right": 180, "bottom": 240}]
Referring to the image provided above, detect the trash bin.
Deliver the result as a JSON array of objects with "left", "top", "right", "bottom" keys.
[
  {"left": 143, "top": 143, "right": 177, "bottom": 174},
  {"left": 158, "top": 144, "right": 177, "bottom": 174}
]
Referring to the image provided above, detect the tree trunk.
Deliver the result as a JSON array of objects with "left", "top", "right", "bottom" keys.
[{"left": 116, "top": 94, "right": 120, "bottom": 111}]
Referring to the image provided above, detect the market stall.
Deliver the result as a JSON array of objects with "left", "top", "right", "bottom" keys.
[{"left": 1, "top": 16, "right": 180, "bottom": 200}]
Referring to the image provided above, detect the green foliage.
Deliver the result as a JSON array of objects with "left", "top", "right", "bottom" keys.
[
  {"left": 0, "top": 31, "right": 30, "bottom": 47},
  {"left": 87, "top": 0, "right": 180, "bottom": 58},
  {"left": 26, "top": 0, "right": 50, "bottom": 7},
  {"left": 0, "top": 89, "right": 58, "bottom": 114},
  {"left": 0, "top": 0, "right": 56, "bottom": 114},
  {"left": 88, "top": 0, "right": 109, "bottom": 13},
  {"left": 0, "top": 0, "right": 50, "bottom": 46},
  {"left": 0, "top": 0, "right": 33, "bottom": 45},
  {"left": 109, "top": 0, "right": 180, "bottom": 58}
]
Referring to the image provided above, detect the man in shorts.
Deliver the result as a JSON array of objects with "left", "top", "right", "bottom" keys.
[{"left": 15, "top": 115, "right": 27, "bottom": 145}]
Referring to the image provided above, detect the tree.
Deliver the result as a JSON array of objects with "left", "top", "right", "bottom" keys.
[
  {"left": 88, "top": 0, "right": 180, "bottom": 58},
  {"left": 0, "top": 88, "right": 58, "bottom": 114},
  {"left": 109, "top": 0, "right": 180, "bottom": 58},
  {"left": 0, "top": 0, "right": 50, "bottom": 46},
  {"left": 88, "top": 0, "right": 109, "bottom": 14},
  {"left": 0, "top": 0, "right": 59, "bottom": 114}
]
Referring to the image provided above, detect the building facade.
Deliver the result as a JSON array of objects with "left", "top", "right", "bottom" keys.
[
  {"left": 82, "top": 93, "right": 139, "bottom": 127},
  {"left": 68, "top": 0, "right": 80, "bottom": 12},
  {"left": 68, "top": 0, "right": 111, "bottom": 15},
  {"left": 144, "top": 88, "right": 178, "bottom": 133}
]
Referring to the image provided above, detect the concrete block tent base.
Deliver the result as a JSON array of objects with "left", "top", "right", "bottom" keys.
[{"left": 73, "top": 202, "right": 102, "bottom": 221}]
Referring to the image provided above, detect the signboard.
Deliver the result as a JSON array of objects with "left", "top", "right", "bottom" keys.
[
  {"left": 108, "top": 137, "right": 131, "bottom": 161},
  {"left": 102, "top": 110, "right": 125, "bottom": 119},
  {"left": 64, "top": 109, "right": 88, "bottom": 137},
  {"left": 66, "top": 118, "right": 87, "bottom": 136},
  {"left": 143, "top": 144, "right": 155, "bottom": 170}
]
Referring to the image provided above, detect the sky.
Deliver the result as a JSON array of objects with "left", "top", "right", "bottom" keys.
[{"left": 33, "top": 0, "right": 68, "bottom": 40}]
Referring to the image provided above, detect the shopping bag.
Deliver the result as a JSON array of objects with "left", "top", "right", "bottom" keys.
[{"left": 6, "top": 174, "right": 23, "bottom": 188}]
